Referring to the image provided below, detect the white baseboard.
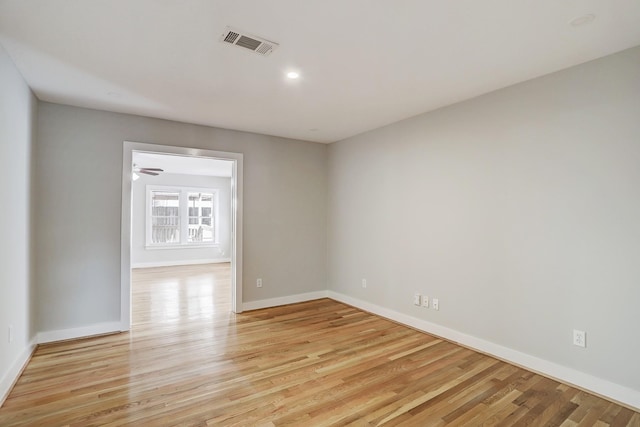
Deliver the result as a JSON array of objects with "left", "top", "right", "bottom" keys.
[
  {"left": 37, "top": 321, "right": 123, "bottom": 344},
  {"left": 327, "top": 291, "right": 640, "bottom": 411},
  {"left": 132, "top": 258, "right": 231, "bottom": 269},
  {"left": 13, "top": 292, "right": 638, "bottom": 411},
  {"left": 243, "top": 291, "right": 328, "bottom": 311},
  {"left": 0, "top": 338, "right": 36, "bottom": 407}
]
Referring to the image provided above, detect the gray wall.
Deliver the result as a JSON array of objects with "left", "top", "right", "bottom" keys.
[
  {"left": 132, "top": 172, "right": 231, "bottom": 267},
  {"left": 327, "top": 46, "right": 640, "bottom": 391},
  {"left": 0, "top": 45, "right": 37, "bottom": 391},
  {"left": 34, "top": 103, "right": 327, "bottom": 333}
]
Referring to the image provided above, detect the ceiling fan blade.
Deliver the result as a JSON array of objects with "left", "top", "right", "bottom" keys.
[
  {"left": 138, "top": 168, "right": 164, "bottom": 172},
  {"left": 139, "top": 170, "right": 160, "bottom": 176}
]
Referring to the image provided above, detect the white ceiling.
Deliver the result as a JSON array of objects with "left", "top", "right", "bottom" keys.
[
  {"left": 134, "top": 152, "right": 233, "bottom": 177},
  {"left": 1, "top": 1, "right": 639, "bottom": 143}
]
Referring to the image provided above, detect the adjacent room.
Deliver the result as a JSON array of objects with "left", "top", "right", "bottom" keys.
[
  {"left": 129, "top": 151, "right": 235, "bottom": 343},
  {"left": 1, "top": 1, "right": 639, "bottom": 425}
]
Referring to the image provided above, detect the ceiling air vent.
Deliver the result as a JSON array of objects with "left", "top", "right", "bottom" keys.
[{"left": 220, "top": 27, "right": 279, "bottom": 56}]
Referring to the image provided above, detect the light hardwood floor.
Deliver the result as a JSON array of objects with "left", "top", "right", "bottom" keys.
[{"left": 1, "top": 263, "right": 638, "bottom": 426}]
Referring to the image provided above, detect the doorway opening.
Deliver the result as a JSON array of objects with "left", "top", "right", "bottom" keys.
[{"left": 120, "top": 142, "right": 243, "bottom": 331}]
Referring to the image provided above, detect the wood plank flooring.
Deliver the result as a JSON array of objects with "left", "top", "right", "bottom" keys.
[{"left": 0, "top": 263, "right": 638, "bottom": 426}]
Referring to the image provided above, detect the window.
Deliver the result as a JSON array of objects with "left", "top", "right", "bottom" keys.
[
  {"left": 146, "top": 186, "right": 218, "bottom": 247},
  {"left": 187, "top": 192, "right": 214, "bottom": 243},
  {"left": 150, "top": 191, "right": 180, "bottom": 244}
]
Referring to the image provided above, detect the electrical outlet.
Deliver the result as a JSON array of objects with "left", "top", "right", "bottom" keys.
[
  {"left": 413, "top": 293, "right": 421, "bottom": 306},
  {"left": 422, "top": 296, "right": 429, "bottom": 308},
  {"left": 256, "top": 278, "right": 263, "bottom": 288},
  {"left": 362, "top": 279, "right": 367, "bottom": 288},
  {"left": 573, "top": 329, "right": 586, "bottom": 348},
  {"left": 432, "top": 298, "right": 439, "bottom": 311}
]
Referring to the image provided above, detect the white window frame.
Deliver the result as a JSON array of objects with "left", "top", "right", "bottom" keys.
[{"left": 145, "top": 184, "right": 219, "bottom": 249}]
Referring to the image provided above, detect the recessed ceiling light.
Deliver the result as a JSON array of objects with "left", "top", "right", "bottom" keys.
[
  {"left": 569, "top": 14, "right": 595, "bottom": 27},
  {"left": 286, "top": 71, "right": 300, "bottom": 79}
]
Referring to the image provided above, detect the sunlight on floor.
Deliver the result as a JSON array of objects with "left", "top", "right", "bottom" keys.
[{"left": 132, "top": 263, "right": 231, "bottom": 325}]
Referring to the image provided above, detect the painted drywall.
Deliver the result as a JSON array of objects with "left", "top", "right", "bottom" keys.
[
  {"left": 327, "top": 46, "right": 640, "bottom": 392},
  {"left": 0, "top": 45, "right": 37, "bottom": 399},
  {"left": 132, "top": 172, "right": 231, "bottom": 267},
  {"left": 34, "top": 104, "right": 327, "bottom": 333}
]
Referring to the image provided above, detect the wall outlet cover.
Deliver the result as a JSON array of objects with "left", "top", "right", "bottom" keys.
[{"left": 573, "top": 329, "right": 586, "bottom": 348}]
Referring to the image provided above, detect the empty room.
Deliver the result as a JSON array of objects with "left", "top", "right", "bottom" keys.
[{"left": 1, "top": 1, "right": 639, "bottom": 425}]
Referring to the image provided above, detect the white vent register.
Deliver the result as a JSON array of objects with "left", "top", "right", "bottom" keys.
[{"left": 220, "top": 27, "right": 279, "bottom": 56}]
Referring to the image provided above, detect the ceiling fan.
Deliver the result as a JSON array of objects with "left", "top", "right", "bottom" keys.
[{"left": 133, "top": 164, "right": 164, "bottom": 178}]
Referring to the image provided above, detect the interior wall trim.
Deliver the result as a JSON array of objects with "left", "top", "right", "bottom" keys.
[
  {"left": 326, "top": 291, "right": 640, "bottom": 412},
  {"left": 36, "top": 322, "right": 122, "bottom": 345},
  {"left": 8, "top": 291, "right": 638, "bottom": 411},
  {"left": 131, "top": 258, "right": 231, "bottom": 269},
  {"left": 242, "top": 291, "right": 329, "bottom": 312},
  {"left": 0, "top": 338, "right": 36, "bottom": 408}
]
